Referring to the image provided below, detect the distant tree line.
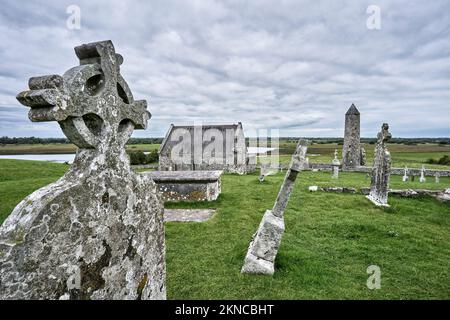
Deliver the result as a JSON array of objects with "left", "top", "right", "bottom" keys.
[
  {"left": 2, "top": 136, "right": 449, "bottom": 146},
  {"left": 0, "top": 136, "right": 69, "bottom": 144},
  {"left": 128, "top": 150, "right": 159, "bottom": 165},
  {"left": 0, "top": 136, "right": 164, "bottom": 145},
  {"left": 426, "top": 155, "right": 450, "bottom": 166}
]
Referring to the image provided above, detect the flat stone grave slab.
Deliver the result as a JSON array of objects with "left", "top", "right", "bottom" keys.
[
  {"left": 164, "top": 209, "right": 216, "bottom": 222},
  {"left": 143, "top": 170, "right": 223, "bottom": 202}
]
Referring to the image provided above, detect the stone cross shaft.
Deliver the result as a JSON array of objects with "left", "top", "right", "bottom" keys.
[
  {"left": 241, "top": 139, "right": 309, "bottom": 275},
  {"left": 272, "top": 139, "right": 309, "bottom": 218}
]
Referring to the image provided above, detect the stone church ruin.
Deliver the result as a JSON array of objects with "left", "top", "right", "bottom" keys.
[{"left": 158, "top": 122, "right": 255, "bottom": 174}]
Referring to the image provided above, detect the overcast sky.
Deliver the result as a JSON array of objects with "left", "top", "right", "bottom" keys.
[{"left": 0, "top": 0, "right": 449, "bottom": 138}]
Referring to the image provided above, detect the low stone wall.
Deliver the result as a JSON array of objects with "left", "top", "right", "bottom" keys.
[
  {"left": 309, "top": 163, "right": 333, "bottom": 171},
  {"left": 317, "top": 186, "right": 449, "bottom": 201},
  {"left": 131, "top": 164, "right": 158, "bottom": 170},
  {"left": 142, "top": 170, "right": 222, "bottom": 202},
  {"left": 308, "top": 163, "right": 450, "bottom": 177}
]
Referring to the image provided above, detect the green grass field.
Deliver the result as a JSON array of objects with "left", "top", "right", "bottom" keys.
[
  {"left": 2, "top": 142, "right": 450, "bottom": 170},
  {"left": 1, "top": 158, "right": 449, "bottom": 299},
  {"left": 274, "top": 142, "right": 450, "bottom": 170},
  {"left": 0, "top": 143, "right": 160, "bottom": 155}
]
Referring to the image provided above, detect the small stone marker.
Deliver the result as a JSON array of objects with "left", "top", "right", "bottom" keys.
[
  {"left": 419, "top": 165, "right": 426, "bottom": 183},
  {"left": 366, "top": 123, "right": 392, "bottom": 207},
  {"left": 435, "top": 173, "right": 440, "bottom": 184},
  {"left": 241, "top": 139, "right": 309, "bottom": 275},
  {"left": 402, "top": 166, "right": 409, "bottom": 182},
  {"left": 331, "top": 149, "right": 340, "bottom": 179},
  {"left": 0, "top": 41, "right": 166, "bottom": 300}
]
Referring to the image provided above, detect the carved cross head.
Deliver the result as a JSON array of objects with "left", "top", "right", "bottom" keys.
[
  {"left": 377, "top": 123, "right": 391, "bottom": 144},
  {"left": 291, "top": 139, "right": 310, "bottom": 171},
  {"left": 16, "top": 40, "right": 150, "bottom": 150}
]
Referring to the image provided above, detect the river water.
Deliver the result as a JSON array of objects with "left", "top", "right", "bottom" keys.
[
  {"left": 0, "top": 154, "right": 75, "bottom": 163},
  {"left": 0, "top": 147, "right": 279, "bottom": 164}
]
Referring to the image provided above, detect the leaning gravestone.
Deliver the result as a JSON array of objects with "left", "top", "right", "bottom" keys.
[
  {"left": 0, "top": 41, "right": 166, "bottom": 300},
  {"left": 241, "top": 139, "right": 309, "bottom": 275},
  {"left": 366, "top": 123, "right": 392, "bottom": 207}
]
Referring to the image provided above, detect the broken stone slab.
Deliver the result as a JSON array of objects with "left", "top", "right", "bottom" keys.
[
  {"left": 436, "top": 189, "right": 450, "bottom": 202},
  {"left": 0, "top": 41, "right": 166, "bottom": 300},
  {"left": 320, "top": 187, "right": 357, "bottom": 194},
  {"left": 389, "top": 189, "right": 420, "bottom": 197},
  {"left": 241, "top": 139, "right": 309, "bottom": 275},
  {"left": 142, "top": 170, "right": 222, "bottom": 202},
  {"left": 361, "top": 187, "right": 445, "bottom": 198},
  {"left": 241, "top": 210, "right": 284, "bottom": 275},
  {"left": 164, "top": 209, "right": 216, "bottom": 222}
]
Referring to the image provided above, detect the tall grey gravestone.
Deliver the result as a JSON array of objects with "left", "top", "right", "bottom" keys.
[
  {"left": 241, "top": 139, "right": 309, "bottom": 275},
  {"left": 366, "top": 123, "right": 392, "bottom": 207},
  {"left": 0, "top": 41, "right": 166, "bottom": 300},
  {"left": 342, "top": 104, "right": 361, "bottom": 170}
]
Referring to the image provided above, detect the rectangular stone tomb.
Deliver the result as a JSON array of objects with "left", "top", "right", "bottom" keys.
[{"left": 142, "top": 170, "right": 222, "bottom": 202}]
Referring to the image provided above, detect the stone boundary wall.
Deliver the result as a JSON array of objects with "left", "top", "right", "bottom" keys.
[
  {"left": 316, "top": 186, "right": 449, "bottom": 201},
  {"left": 131, "top": 164, "right": 158, "bottom": 170},
  {"left": 348, "top": 166, "right": 450, "bottom": 177},
  {"left": 308, "top": 163, "right": 450, "bottom": 177}
]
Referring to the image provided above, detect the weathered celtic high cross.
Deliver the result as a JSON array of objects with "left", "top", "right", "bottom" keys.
[
  {"left": 366, "top": 123, "right": 392, "bottom": 207},
  {"left": 0, "top": 41, "right": 166, "bottom": 300},
  {"left": 17, "top": 40, "right": 149, "bottom": 153},
  {"left": 241, "top": 139, "right": 309, "bottom": 275}
]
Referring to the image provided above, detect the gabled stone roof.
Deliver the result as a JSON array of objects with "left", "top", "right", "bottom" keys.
[{"left": 158, "top": 122, "right": 243, "bottom": 154}]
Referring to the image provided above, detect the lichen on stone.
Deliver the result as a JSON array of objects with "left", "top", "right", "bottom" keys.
[{"left": 0, "top": 41, "right": 166, "bottom": 300}]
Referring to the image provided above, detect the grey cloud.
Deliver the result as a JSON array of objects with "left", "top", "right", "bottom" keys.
[{"left": 0, "top": 0, "right": 449, "bottom": 139}]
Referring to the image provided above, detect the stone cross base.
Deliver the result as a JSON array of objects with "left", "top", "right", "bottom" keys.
[
  {"left": 241, "top": 210, "right": 285, "bottom": 275},
  {"left": 365, "top": 195, "right": 390, "bottom": 208}
]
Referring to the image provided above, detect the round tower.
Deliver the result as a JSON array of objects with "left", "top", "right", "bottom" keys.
[{"left": 342, "top": 104, "right": 361, "bottom": 170}]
